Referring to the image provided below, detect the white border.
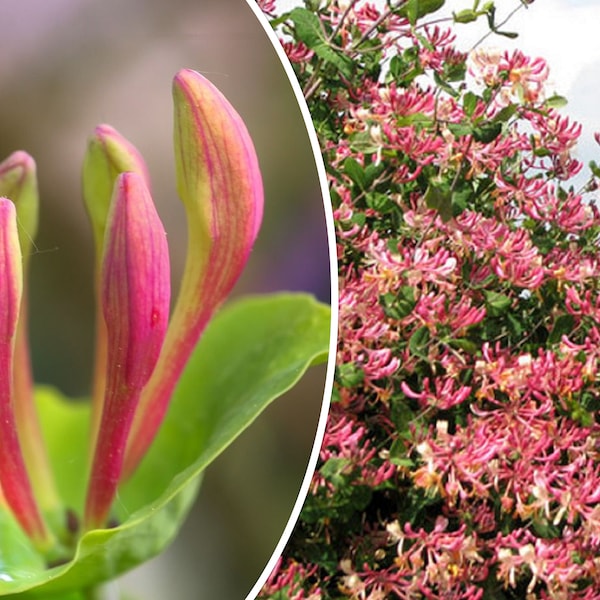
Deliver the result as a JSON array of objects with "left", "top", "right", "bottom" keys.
[{"left": 243, "top": 1, "right": 338, "bottom": 599}]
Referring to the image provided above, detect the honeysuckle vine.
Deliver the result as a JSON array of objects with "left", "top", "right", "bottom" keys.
[
  {"left": 0, "top": 65, "right": 330, "bottom": 597},
  {"left": 258, "top": 1, "right": 600, "bottom": 599}
]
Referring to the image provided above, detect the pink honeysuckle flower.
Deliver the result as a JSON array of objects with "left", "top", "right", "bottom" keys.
[
  {"left": 469, "top": 49, "right": 549, "bottom": 105},
  {"left": 401, "top": 377, "right": 472, "bottom": 411},
  {"left": 282, "top": 40, "right": 315, "bottom": 63},
  {"left": 260, "top": 557, "right": 323, "bottom": 600}
]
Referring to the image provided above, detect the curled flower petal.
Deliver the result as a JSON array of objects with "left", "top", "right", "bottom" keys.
[
  {"left": 123, "top": 69, "right": 264, "bottom": 477},
  {"left": 84, "top": 172, "right": 170, "bottom": 530}
]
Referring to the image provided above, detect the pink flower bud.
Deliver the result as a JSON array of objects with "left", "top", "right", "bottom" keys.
[
  {"left": 83, "top": 124, "right": 153, "bottom": 457},
  {"left": 0, "top": 151, "right": 39, "bottom": 256},
  {"left": 84, "top": 172, "right": 170, "bottom": 529},
  {"left": 0, "top": 198, "right": 49, "bottom": 547},
  {"left": 83, "top": 124, "right": 151, "bottom": 252},
  {"left": 123, "top": 69, "right": 263, "bottom": 477}
]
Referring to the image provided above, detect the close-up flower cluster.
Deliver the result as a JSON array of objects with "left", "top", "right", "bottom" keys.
[
  {"left": 259, "top": 1, "right": 600, "bottom": 598},
  {"left": 0, "top": 67, "right": 262, "bottom": 559}
]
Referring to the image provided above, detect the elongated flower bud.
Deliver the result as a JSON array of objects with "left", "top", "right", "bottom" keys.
[
  {"left": 0, "top": 198, "right": 49, "bottom": 546},
  {"left": 83, "top": 125, "right": 151, "bottom": 253},
  {"left": 83, "top": 125, "right": 152, "bottom": 454},
  {"left": 123, "top": 69, "right": 264, "bottom": 477},
  {"left": 84, "top": 172, "right": 170, "bottom": 530},
  {"left": 0, "top": 152, "right": 59, "bottom": 513}
]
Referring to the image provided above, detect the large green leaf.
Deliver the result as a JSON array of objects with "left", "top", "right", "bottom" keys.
[
  {"left": 0, "top": 293, "right": 331, "bottom": 597},
  {"left": 288, "top": 7, "right": 354, "bottom": 77}
]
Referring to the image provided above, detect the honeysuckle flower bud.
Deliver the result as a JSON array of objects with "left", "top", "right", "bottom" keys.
[
  {"left": 0, "top": 198, "right": 50, "bottom": 547},
  {"left": 82, "top": 125, "right": 151, "bottom": 451},
  {"left": 0, "top": 153, "right": 59, "bottom": 515},
  {"left": 123, "top": 69, "right": 264, "bottom": 477},
  {"left": 0, "top": 151, "right": 39, "bottom": 255},
  {"left": 83, "top": 124, "right": 151, "bottom": 253},
  {"left": 85, "top": 172, "right": 170, "bottom": 530}
]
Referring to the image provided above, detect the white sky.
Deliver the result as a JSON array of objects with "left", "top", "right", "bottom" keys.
[{"left": 275, "top": 0, "right": 600, "bottom": 169}]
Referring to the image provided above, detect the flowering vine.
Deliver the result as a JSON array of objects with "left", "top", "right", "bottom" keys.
[{"left": 258, "top": 1, "right": 600, "bottom": 598}]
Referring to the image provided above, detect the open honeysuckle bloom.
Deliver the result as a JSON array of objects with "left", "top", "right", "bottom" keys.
[{"left": 0, "top": 69, "right": 329, "bottom": 595}]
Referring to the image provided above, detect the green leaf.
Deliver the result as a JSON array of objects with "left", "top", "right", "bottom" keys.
[
  {"left": 390, "top": 400, "right": 416, "bottom": 436},
  {"left": 409, "top": 326, "right": 431, "bottom": 359},
  {"left": 388, "top": 53, "right": 424, "bottom": 86},
  {"left": 486, "top": 4, "right": 518, "bottom": 39},
  {"left": 472, "top": 121, "right": 502, "bottom": 143},
  {"left": 288, "top": 8, "right": 322, "bottom": 48},
  {"left": 590, "top": 160, "right": 600, "bottom": 179},
  {"left": 548, "top": 314, "right": 575, "bottom": 345},
  {"left": 380, "top": 289, "right": 415, "bottom": 320},
  {"left": 433, "top": 71, "right": 460, "bottom": 97},
  {"left": 343, "top": 157, "right": 367, "bottom": 189},
  {"left": 366, "top": 192, "right": 394, "bottom": 213},
  {"left": 546, "top": 94, "right": 568, "bottom": 109},
  {"left": 350, "top": 212, "right": 366, "bottom": 227},
  {"left": 0, "top": 293, "right": 330, "bottom": 597},
  {"left": 364, "top": 162, "right": 386, "bottom": 188},
  {"left": 453, "top": 9, "right": 478, "bottom": 23},
  {"left": 398, "top": 0, "right": 446, "bottom": 25},
  {"left": 320, "top": 458, "right": 352, "bottom": 487},
  {"left": 507, "top": 311, "right": 524, "bottom": 337},
  {"left": 451, "top": 186, "right": 472, "bottom": 217},
  {"left": 493, "top": 104, "right": 517, "bottom": 124},
  {"left": 443, "top": 59, "right": 467, "bottom": 84},
  {"left": 495, "top": 29, "right": 518, "bottom": 39},
  {"left": 448, "top": 122, "right": 474, "bottom": 138},
  {"left": 462, "top": 92, "right": 479, "bottom": 117},
  {"left": 424, "top": 180, "right": 453, "bottom": 222},
  {"left": 483, "top": 290, "right": 512, "bottom": 316},
  {"left": 336, "top": 363, "right": 365, "bottom": 388},
  {"left": 533, "top": 146, "right": 552, "bottom": 158},
  {"left": 397, "top": 113, "right": 433, "bottom": 128},
  {"left": 343, "top": 158, "right": 384, "bottom": 192},
  {"left": 289, "top": 8, "right": 353, "bottom": 77},
  {"left": 448, "top": 338, "right": 479, "bottom": 354}
]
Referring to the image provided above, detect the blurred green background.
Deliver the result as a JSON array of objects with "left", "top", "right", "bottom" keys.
[{"left": 0, "top": 0, "right": 331, "bottom": 597}]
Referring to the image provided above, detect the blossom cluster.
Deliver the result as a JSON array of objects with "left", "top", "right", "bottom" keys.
[{"left": 259, "top": 1, "right": 600, "bottom": 599}]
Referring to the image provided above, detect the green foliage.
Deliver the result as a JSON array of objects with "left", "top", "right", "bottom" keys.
[
  {"left": 289, "top": 7, "right": 354, "bottom": 77},
  {"left": 424, "top": 179, "right": 453, "bottom": 222},
  {"left": 399, "top": 0, "right": 446, "bottom": 25}
]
